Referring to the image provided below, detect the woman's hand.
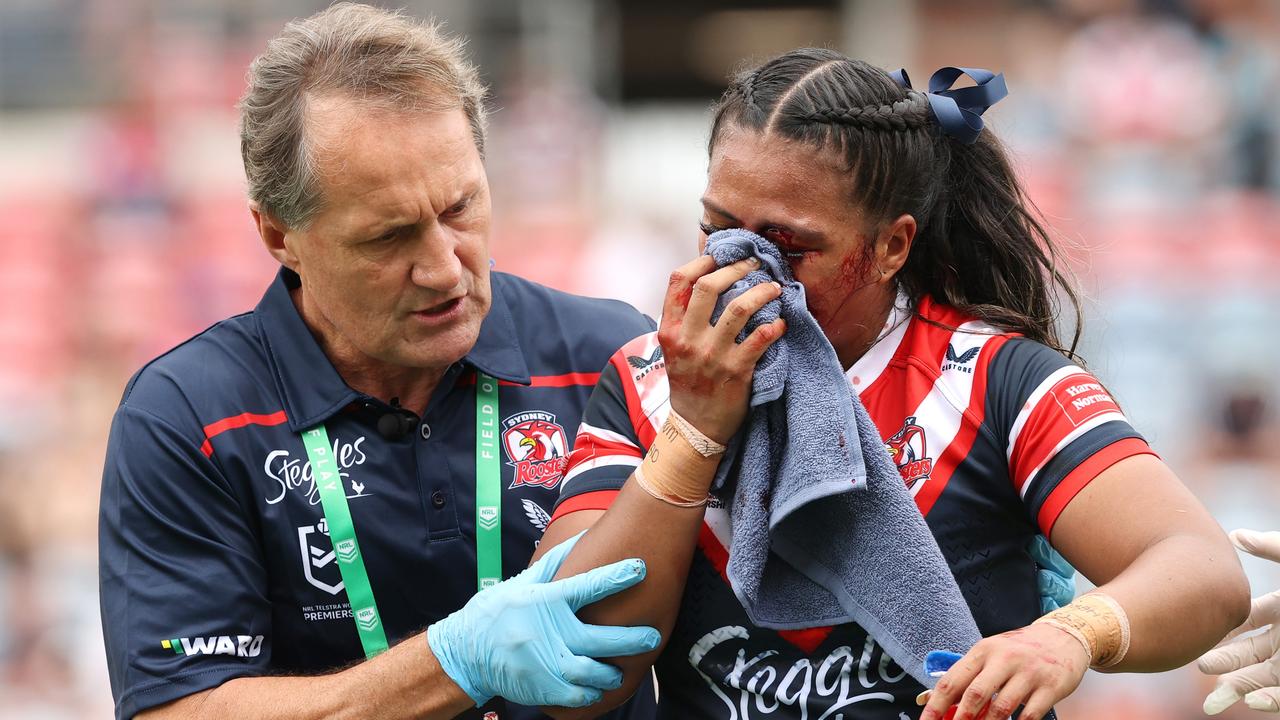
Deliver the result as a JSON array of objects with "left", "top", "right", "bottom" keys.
[
  {"left": 658, "top": 255, "right": 786, "bottom": 444},
  {"left": 920, "top": 623, "right": 1090, "bottom": 720}
]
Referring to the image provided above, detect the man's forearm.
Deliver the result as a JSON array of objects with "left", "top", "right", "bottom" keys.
[{"left": 138, "top": 631, "right": 475, "bottom": 720}]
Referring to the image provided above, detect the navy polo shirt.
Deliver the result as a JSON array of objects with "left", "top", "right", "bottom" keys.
[{"left": 99, "top": 267, "right": 655, "bottom": 720}]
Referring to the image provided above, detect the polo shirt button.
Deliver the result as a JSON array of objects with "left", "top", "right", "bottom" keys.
[
  {"left": 420, "top": 424, "right": 431, "bottom": 440},
  {"left": 431, "top": 491, "right": 446, "bottom": 508}
]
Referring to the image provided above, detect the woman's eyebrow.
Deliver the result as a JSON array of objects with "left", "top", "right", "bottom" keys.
[{"left": 702, "top": 198, "right": 826, "bottom": 242}]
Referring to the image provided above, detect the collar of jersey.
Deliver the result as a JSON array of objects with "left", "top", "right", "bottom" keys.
[{"left": 255, "top": 267, "right": 531, "bottom": 432}]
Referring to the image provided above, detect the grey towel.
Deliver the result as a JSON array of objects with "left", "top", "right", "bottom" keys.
[{"left": 705, "top": 229, "right": 981, "bottom": 688}]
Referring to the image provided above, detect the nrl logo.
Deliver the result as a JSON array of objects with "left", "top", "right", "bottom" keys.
[
  {"left": 354, "top": 607, "right": 380, "bottom": 632},
  {"left": 298, "top": 520, "right": 343, "bottom": 595},
  {"left": 335, "top": 538, "right": 358, "bottom": 564},
  {"left": 478, "top": 505, "right": 500, "bottom": 530}
]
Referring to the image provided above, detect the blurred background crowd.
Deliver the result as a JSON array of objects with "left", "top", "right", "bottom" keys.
[{"left": 2, "top": 0, "right": 1279, "bottom": 717}]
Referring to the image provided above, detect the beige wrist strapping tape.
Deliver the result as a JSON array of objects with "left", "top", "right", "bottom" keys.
[
  {"left": 632, "top": 413, "right": 719, "bottom": 507},
  {"left": 1033, "top": 592, "right": 1132, "bottom": 668},
  {"left": 667, "top": 409, "right": 727, "bottom": 458}
]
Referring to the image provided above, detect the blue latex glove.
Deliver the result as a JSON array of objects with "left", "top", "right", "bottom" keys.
[
  {"left": 1029, "top": 534, "right": 1076, "bottom": 614},
  {"left": 427, "top": 532, "right": 661, "bottom": 708}
]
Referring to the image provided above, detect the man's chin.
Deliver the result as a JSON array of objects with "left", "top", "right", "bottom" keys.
[{"left": 396, "top": 315, "right": 483, "bottom": 371}]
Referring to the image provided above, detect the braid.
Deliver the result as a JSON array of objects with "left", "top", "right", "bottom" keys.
[
  {"left": 800, "top": 93, "right": 931, "bottom": 132},
  {"left": 741, "top": 70, "right": 759, "bottom": 109}
]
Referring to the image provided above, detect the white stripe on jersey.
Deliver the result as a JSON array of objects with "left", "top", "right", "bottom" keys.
[
  {"left": 576, "top": 422, "right": 641, "bottom": 451},
  {"left": 702, "top": 499, "right": 734, "bottom": 560},
  {"left": 846, "top": 292, "right": 912, "bottom": 392},
  {"left": 1005, "top": 365, "right": 1083, "bottom": 464},
  {"left": 562, "top": 454, "right": 642, "bottom": 485},
  {"left": 1017, "top": 410, "right": 1128, "bottom": 499},
  {"left": 895, "top": 321, "right": 995, "bottom": 498},
  {"left": 629, "top": 334, "right": 673, "bottom": 437}
]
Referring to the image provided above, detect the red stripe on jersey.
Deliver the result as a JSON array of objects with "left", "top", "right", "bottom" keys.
[
  {"left": 460, "top": 372, "right": 602, "bottom": 388},
  {"left": 696, "top": 524, "right": 834, "bottom": 654},
  {"left": 858, "top": 298, "right": 967, "bottom": 437},
  {"left": 1037, "top": 437, "right": 1156, "bottom": 537},
  {"left": 1009, "top": 372, "right": 1120, "bottom": 493},
  {"left": 573, "top": 431, "right": 644, "bottom": 461},
  {"left": 610, "top": 352, "right": 658, "bottom": 448},
  {"left": 914, "top": 336, "right": 1009, "bottom": 516},
  {"left": 200, "top": 410, "right": 288, "bottom": 457},
  {"left": 503, "top": 372, "right": 601, "bottom": 388},
  {"left": 548, "top": 489, "right": 620, "bottom": 524}
]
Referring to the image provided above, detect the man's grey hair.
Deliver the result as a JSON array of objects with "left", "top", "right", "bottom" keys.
[{"left": 239, "top": 2, "right": 488, "bottom": 229}]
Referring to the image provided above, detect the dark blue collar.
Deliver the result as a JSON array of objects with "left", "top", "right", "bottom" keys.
[{"left": 254, "top": 268, "right": 531, "bottom": 432}]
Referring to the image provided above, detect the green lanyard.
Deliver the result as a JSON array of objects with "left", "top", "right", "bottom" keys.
[
  {"left": 299, "top": 373, "right": 502, "bottom": 660},
  {"left": 474, "top": 373, "right": 503, "bottom": 590}
]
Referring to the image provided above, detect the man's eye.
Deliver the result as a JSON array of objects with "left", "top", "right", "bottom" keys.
[{"left": 443, "top": 200, "right": 470, "bottom": 218}]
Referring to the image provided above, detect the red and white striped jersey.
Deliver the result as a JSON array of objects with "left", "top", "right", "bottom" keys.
[{"left": 550, "top": 295, "right": 1154, "bottom": 719}]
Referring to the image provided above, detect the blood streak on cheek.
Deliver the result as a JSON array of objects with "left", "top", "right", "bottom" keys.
[{"left": 838, "top": 244, "right": 871, "bottom": 287}]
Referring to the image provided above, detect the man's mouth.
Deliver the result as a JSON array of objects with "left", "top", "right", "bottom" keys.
[{"left": 411, "top": 296, "right": 465, "bottom": 323}]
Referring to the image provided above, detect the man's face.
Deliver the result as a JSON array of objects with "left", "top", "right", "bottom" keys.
[{"left": 280, "top": 100, "right": 492, "bottom": 373}]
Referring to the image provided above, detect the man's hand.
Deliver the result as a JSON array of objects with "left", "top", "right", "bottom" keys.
[
  {"left": 1200, "top": 529, "right": 1280, "bottom": 714},
  {"left": 427, "top": 532, "right": 661, "bottom": 709}
]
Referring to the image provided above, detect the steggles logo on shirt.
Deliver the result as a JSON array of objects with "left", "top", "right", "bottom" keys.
[
  {"left": 687, "top": 625, "right": 908, "bottom": 717},
  {"left": 263, "top": 435, "right": 371, "bottom": 506}
]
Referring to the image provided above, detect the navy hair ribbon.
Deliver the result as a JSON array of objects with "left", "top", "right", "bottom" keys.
[{"left": 888, "top": 67, "right": 1007, "bottom": 144}]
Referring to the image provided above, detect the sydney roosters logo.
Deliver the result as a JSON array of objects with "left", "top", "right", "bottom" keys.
[
  {"left": 885, "top": 416, "right": 932, "bottom": 490},
  {"left": 501, "top": 411, "right": 569, "bottom": 490}
]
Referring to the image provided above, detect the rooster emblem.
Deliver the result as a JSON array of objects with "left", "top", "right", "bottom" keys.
[
  {"left": 501, "top": 412, "right": 570, "bottom": 490},
  {"left": 885, "top": 416, "right": 932, "bottom": 490}
]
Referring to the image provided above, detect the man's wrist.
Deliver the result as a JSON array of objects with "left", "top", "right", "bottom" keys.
[{"left": 425, "top": 622, "right": 489, "bottom": 707}]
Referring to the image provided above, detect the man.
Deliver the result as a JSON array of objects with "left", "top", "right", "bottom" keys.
[
  {"left": 1201, "top": 528, "right": 1280, "bottom": 714},
  {"left": 98, "top": 4, "right": 659, "bottom": 719}
]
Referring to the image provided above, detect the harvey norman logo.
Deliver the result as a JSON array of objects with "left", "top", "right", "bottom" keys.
[{"left": 161, "top": 634, "right": 264, "bottom": 658}]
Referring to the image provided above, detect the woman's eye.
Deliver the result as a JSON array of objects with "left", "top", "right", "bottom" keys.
[
  {"left": 763, "top": 228, "right": 809, "bottom": 260},
  {"left": 699, "top": 221, "right": 728, "bottom": 236}
]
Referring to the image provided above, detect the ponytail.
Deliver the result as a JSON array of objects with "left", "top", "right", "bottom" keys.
[{"left": 902, "top": 132, "right": 1083, "bottom": 360}]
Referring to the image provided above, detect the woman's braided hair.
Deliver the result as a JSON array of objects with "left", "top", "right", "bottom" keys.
[{"left": 708, "top": 48, "right": 1083, "bottom": 361}]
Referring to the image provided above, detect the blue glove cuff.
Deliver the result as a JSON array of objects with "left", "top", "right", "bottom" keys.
[{"left": 427, "top": 621, "right": 491, "bottom": 706}]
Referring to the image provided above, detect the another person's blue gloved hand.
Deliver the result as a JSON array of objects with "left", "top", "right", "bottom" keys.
[
  {"left": 427, "top": 532, "right": 661, "bottom": 708},
  {"left": 1030, "top": 534, "right": 1076, "bottom": 614}
]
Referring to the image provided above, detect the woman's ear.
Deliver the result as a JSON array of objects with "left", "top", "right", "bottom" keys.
[{"left": 875, "top": 214, "right": 916, "bottom": 283}]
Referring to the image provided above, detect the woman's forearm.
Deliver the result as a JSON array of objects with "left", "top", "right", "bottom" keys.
[
  {"left": 1093, "top": 532, "right": 1250, "bottom": 672},
  {"left": 1048, "top": 455, "right": 1251, "bottom": 674},
  {"left": 544, "top": 448, "right": 720, "bottom": 718}
]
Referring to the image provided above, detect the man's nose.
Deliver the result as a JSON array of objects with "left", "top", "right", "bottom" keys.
[{"left": 409, "top": 224, "right": 463, "bottom": 291}]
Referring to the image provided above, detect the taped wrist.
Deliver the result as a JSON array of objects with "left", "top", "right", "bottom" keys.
[
  {"left": 632, "top": 413, "right": 719, "bottom": 507},
  {"left": 1033, "top": 592, "right": 1132, "bottom": 668}
]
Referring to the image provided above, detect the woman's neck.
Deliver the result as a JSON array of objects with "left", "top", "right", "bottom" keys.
[{"left": 827, "top": 284, "right": 900, "bottom": 371}]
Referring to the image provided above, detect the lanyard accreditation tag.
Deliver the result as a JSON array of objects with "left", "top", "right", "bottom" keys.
[
  {"left": 300, "top": 372, "right": 504, "bottom": 659},
  {"left": 301, "top": 424, "right": 389, "bottom": 659},
  {"left": 474, "top": 373, "right": 502, "bottom": 591}
]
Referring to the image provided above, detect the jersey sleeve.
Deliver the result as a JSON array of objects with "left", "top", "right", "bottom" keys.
[
  {"left": 550, "top": 335, "right": 663, "bottom": 523},
  {"left": 100, "top": 403, "right": 272, "bottom": 719},
  {"left": 985, "top": 338, "right": 1158, "bottom": 537}
]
